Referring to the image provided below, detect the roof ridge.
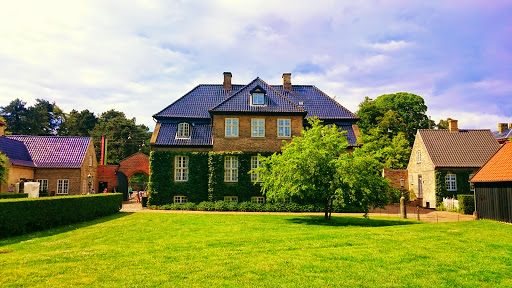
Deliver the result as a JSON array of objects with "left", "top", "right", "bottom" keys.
[
  {"left": 209, "top": 78, "right": 261, "bottom": 111},
  {"left": 311, "top": 85, "right": 358, "bottom": 119},
  {"left": 153, "top": 85, "right": 202, "bottom": 118},
  {"left": 256, "top": 78, "right": 305, "bottom": 112}
]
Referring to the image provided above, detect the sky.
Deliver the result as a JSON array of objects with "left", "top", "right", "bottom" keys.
[{"left": 0, "top": 0, "right": 511, "bottom": 132}]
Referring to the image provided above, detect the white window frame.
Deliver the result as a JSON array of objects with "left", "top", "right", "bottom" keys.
[
  {"left": 37, "top": 179, "right": 48, "bottom": 192},
  {"left": 174, "top": 195, "right": 187, "bottom": 204},
  {"left": 225, "top": 118, "right": 239, "bottom": 137},
  {"left": 251, "top": 196, "right": 265, "bottom": 204},
  {"left": 224, "top": 196, "right": 238, "bottom": 203},
  {"left": 445, "top": 174, "right": 457, "bottom": 191},
  {"left": 469, "top": 174, "right": 475, "bottom": 193},
  {"left": 251, "top": 156, "right": 263, "bottom": 183},
  {"left": 417, "top": 150, "right": 421, "bottom": 163},
  {"left": 177, "top": 122, "right": 191, "bottom": 139},
  {"left": 174, "top": 156, "right": 189, "bottom": 182},
  {"left": 251, "top": 93, "right": 265, "bottom": 105},
  {"left": 277, "top": 119, "right": 291, "bottom": 138},
  {"left": 224, "top": 156, "right": 238, "bottom": 182},
  {"left": 251, "top": 119, "right": 265, "bottom": 138},
  {"left": 57, "top": 179, "right": 69, "bottom": 194}
]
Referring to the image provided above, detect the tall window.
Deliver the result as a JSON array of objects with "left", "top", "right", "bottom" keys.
[
  {"left": 177, "top": 122, "right": 191, "bottom": 138},
  {"left": 251, "top": 119, "right": 265, "bottom": 137},
  {"left": 37, "top": 179, "right": 48, "bottom": 192},
  {"left": 417, "top": 150, "right": 421, "bottom": 163},
  {"left": 251, "top": 156, "right": 263, "bottom": 182},
  {"left": 251, "top": 93, "right": 265, "bottom": 105},
  {"left": 225, "top": 118, "right": 239, "bottom": 137},
  {"left": 174, "top": 195, "right": 187, "bottom": 204},
  {"left": 175, "top": 156, "right": 189, "bottom": 182},
  {"left": 224, "top": 156, "right": 238, "bottom": 182},
  {"left": 445, "top": 174, "right": 457, "bottom": 191},
  {"left": 277, "top": 119, "right": 291, "bottom": 137},
  {"left": 57, "top": 179, "right": 69, "bottom": 194}
]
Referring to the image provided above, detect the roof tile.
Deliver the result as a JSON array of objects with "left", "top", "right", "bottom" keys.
[
  {"left": 0, "top": 137, "right": 35, "bottom": 167},
  {"left": 471, "top": 142, "right": 512, "bottom": 182}
]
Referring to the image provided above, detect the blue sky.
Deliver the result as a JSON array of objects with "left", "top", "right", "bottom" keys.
[{"left": 0, "top": 0, "right": 511, "bottom": 131}]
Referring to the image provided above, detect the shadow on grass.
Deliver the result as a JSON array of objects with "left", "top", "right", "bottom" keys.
[
  {"left": 287, "top": 216, "right": 420, "bottom": 227},
  {"left": 0, "top": 212, "right": 134, "bottom": 247}
]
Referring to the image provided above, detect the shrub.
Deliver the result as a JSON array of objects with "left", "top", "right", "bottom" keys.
[
  {"left": 302, "top": 204, "right": 315, "bottom": 212},
  {"left": 215, "top": 200, "right": 230, "bottom": 211},
  {"left": 457, "top": 194, "right": 475, "bottom": 215},
  {"left": 285, "top": 203, "right": 302, "bottom": 212},
  {"left": 263, "top": 203, "right": 275, "bottom": 212},
  {"left": 0, "top": 193, "right": 28, "bottom": 199},
  {"left": 0, "top": 194, "right": 122, "bottom": 239},
  {"left": 182, "top": 202, "right": 197, "bottom": 211},
  {"left": 238, "top": 202, "right": 255, "bottom": 212},
  {"left": 197, "top": 201, "right": 215, "bottom": 211},
  {"left": 227, "top": 201, "right": 238, "bottom": 211}
]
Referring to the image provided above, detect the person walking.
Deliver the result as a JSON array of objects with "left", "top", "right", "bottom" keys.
[
  {"left": 128, "top": 186, "right": 133, "bottom": 199},
  {"left": 90, "top": 188, "right": 95, "bottom": 194}
]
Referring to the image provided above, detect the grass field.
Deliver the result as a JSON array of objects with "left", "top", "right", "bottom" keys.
[{"left": 0, "top": 213, "right": 511, "bottom": 287}]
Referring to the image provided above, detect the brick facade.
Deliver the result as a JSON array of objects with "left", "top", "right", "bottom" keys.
[
  {"left": 382, "top": 168, "right": 408, "bottom": 190},
  {"left": 212, "top": 114, "right": 303, "bottom": 152},
  {"left": 118, "top": 153, "right": 149, "bottom": 178}
]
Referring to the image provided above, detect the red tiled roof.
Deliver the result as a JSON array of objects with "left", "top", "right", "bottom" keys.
[
  {"left": 419, "top": 129, "right": 500, "bottom": 168},
  {"left": 471, "top": 142, "right": 512, "bottom": 182}
]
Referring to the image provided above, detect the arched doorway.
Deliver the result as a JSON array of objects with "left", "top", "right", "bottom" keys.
[{"left": 129, "top": 172, "right": 149, "bottom": 192}]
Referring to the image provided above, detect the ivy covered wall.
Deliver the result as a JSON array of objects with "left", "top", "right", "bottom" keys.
[{"left": 434, "top": 169, "right": 475, "bottom": 207}]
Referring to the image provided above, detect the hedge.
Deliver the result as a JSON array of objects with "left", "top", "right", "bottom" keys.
[
  {"left": 0, "top": 193, "right": 28, "bottom": 199},
  {"left": 0, "top": 193, "right": 122, "bottom": 239},
  {"left": 457, "top": 194, "right": 475, "bottom": 215}
]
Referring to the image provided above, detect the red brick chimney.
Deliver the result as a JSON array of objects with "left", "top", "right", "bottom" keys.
[
  {"left": 448, "top": 119, "right": 458, "bottom": 132},
  {"left": 498, "top": 123, "right": 508, "bottom": 133},
  {"left": 282, "top": 73, "right": 291, "bottom": 91},
  {"left": 223, "top": 72, "right": 232, "bottom": 90}
]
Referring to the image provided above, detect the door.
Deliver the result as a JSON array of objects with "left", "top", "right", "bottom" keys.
[{"left": 418, "top": 175, "right": 423, "bottom": 198}]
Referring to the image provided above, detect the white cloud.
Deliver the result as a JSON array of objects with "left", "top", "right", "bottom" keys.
[{"left": 368, "top": 40, "right": 412, "bottom": 51}]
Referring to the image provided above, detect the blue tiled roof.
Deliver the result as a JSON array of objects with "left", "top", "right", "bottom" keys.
[
  {"left": 155, "top": 123, "right": 213, "bottom": 146},
  {"left": 338, "top": 125, "right": 357, "bottom": 146},
  {"left": 211, "top": 78, "right": 305, "bottom": 114},
  {"left": 0, "top": 137, "right": 35, "bottom": 167},
  {"left": 494, "top": 129, "right": 512, "bottom": 140},
  {"left": 6, "top": 136, "right": 91, "bottom": 168}
]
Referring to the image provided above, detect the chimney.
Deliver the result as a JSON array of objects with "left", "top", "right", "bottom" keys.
[
  {"left": 448, "top": 119, "right": 458, "bottom": 132},
  {"left": 282, "top": 73, "right": 292, "bottom": 91},
  {"left": 498, "top": 123, "right": 508, "bottom": 133},
  {"left": 0, "top": 120, "right": 5, "bottom": 137},
  {"left": 509, "top": 123, "right": 512, "bottom": 129},
  {"left": 223, "top": 72, "right": 232, "bottom": 90}
]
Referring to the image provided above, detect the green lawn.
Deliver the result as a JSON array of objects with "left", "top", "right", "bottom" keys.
[{"left": 0, "top": 213, "right": 511, "bottom": 287}]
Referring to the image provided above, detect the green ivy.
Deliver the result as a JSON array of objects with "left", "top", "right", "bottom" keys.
[{"left": 435, "top": 170, "right": 474, "bottom": 207}]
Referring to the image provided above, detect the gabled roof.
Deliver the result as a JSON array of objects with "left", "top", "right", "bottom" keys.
[
  {"left": 471, "top": 142, "right": 512, "bottom": 182},
  {"left": 210, "top": 78, "right": 305, "bottom": 114},
  {"left": 5, "top": 136, "right": 92, "bottom": 168},
  {"left": 493, "top": 128, "right": 512, "bottom": 140},
  {"left": 0, "top": 137, "right": 35, "bottom": 167},
  {"left": 154, "top": 123, "right": 213, "bottom": 146},
  {"left": 418, "top": 129, "right": 500, "bottom": 168}
]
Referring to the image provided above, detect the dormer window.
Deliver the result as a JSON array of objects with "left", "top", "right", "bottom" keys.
[
  {"left": 250, "top": 86, "right": 266, "bottom": 106},
  {"left": 176, "top": 122, "right": 190, "bottom": 139}
]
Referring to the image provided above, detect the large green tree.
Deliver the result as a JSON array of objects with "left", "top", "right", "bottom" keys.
[
  {"left": 1, "top": 98, "right": 28, "bottom": 134},
  {"left": 1, "top": 99, "right": 64, "bottom": 135},
  {"left": 58, "top": 109, "right": 98, "bottom": 136},
  {"left": 356, "top": 128, "right": 411, "bottom": 169},
  {"left": 356, "top": 93, "right": 435, "bottom": 144},
  {"left": 90, "top": 110, "right": 150, "bottom": 164},
  {"left": 259, "top": 118, "right": 389, "bottom": 219}
]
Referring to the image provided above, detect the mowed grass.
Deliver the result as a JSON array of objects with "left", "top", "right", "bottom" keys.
[{"left": 0, "top": 213, "right": 511, "bottom": 287}]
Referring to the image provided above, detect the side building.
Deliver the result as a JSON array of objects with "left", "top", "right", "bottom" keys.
[{"left": 149, "top": 72, "right": 359, "bottom": 205}]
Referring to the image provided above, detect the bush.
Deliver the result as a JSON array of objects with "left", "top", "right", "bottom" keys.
[
  {"left": 182, "top": 202, "right": 197, "bottom": 211},
  {"left": 457, "top": 194, "right": 475, "bottom": 215},
  {"left": 238, "top": 202, "right": 255, "bottom": 212},
  {"left": 285, "top": 203, "right": 302, "bottom": 212},
  {"left": 197, "top": 201, "right": 215, "bottom": 211},
  {"left": 227, "top": 201, "right": 238, "bottom": 211},
  {"left": 0, "top": 194, "right": 122, "bottom": 239},
  {"left": 214, "top": 200, "right": 230, "bottom": 211},
  {"left": 0, "top": 193, "right": 28, "bottom": 199}
]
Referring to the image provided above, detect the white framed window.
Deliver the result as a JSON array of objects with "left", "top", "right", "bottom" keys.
[
  {"left": 224, "top": 196, "right": 238, "bottom": 202},
  {"left": 277, "top": 119, "right": 291, "bottom": 137},
  {"left": 469, "top": 174, "right": 475, "bottom": 193},
  {"left": 417, "top": 150, "right": 421, "bottom": 163},
  {"left": 224, "top": 156, "right": 238, "bottom": 182},
  {"left": 37, "top": 179, "right": 48, "bottom": 192},
  {"left": 177, "top": 122, "right": 191, "bottom": 139},
  {"left": 57, "top": 179, "right": 69, "bottom": 194},
  {"left": 225, "top": 118, "right": 239, "bottom": 137},
  {"left": 89, "top": 155, "right": 93, "bottom": 167},
  {"left": 251, "top": 156, "right": 263, "bottom": 182},
  {"left": 174, "top": 195, "right": 187, "bottom": 204},
  {"left": 174, "top": 156, "right": 189, "bottom": 182},
  {"left": 446, "top": 174, "right": 457, "bottom": 191},
  {"left": 251, "top": 196, "right": 265, "bottom": 204},
  {"left": 251, "top": 93, "right": 265, "bottom": 105},
  {"left": 251, "top": 119, "right": 265, "bottom": 137}
]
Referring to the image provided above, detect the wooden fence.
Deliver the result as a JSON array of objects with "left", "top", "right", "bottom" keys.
[{"left": 475, "top": 186, "right": 512, "bottom": 223}]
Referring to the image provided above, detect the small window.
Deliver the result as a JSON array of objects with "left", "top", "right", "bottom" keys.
[
  {"left": 251, "top": 119, "right": 265, "bottom": 137},
  {"left": 469, "top": 174, "right": 475, "bottom": 193},
  {"left": 225, "top": 118, "right": 239, "bottom": 137},
  {"left": 57, "top": 179, "right": 69, "bottom": 194},
  {"left": 251, "top": 93, "right": 265, "bottom": 105},
  {"left": 251, "top": 196, "right": 265, "bottom": 204},
  {"left": 277, "top": 119, "right": 291, "bottom": 137},
  {"left": 175, "top": 156, "right": 189, "bottom": 182},
  {"left": 177, "top": 123, "right": 191, "bottom": 139},
  {"left": 399, "top": 178, "right": 405, "bottom": 188},
  {"left": 89, "top": 155, "right": 93, "bottom": 167},
  {"left": 224, "top": 156, "right": 238, "bottom": 182},
  {"left": 417, "top": 150, "right": 421, "bottom": 164},
  {"left": 445, "top": 174, "right": 457, "bottom": 191},
  {"left": 251, "top": 156, "right": 263, "bottom": 182},
  {"left": 224, "top": 196, "right": 238, "bottom": 202},
  {"left": 174, "top": 195, "right": 187, "bottom": 204},
  {"left": 37, "top": 179, "right": 48, "bottom": 192}
]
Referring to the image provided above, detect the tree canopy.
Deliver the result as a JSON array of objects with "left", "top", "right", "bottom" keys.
[
  {"left": 259, "top": 118, "right": 389, "bottom": 219},
  {"left": 58, "top": 109, "right": 98, "bottom": 136},
  {"left": 1, "top": 98, "right": 64, "bottom": 135},
  {"left": 0, "top": 152, "right": 7, "bottom": 186}
]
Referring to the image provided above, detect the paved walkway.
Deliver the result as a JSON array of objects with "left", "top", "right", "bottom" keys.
[{"left": 120, "top": 198, "right": 474, "bottom": 223}]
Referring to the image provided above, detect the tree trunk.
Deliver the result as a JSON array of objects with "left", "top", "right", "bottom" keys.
[
  {"left": 329, "top": 199, "right": 333, "bottom": 219},
  {"left": 324, "top": 200, "right": 329, "bottom": 219}
]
